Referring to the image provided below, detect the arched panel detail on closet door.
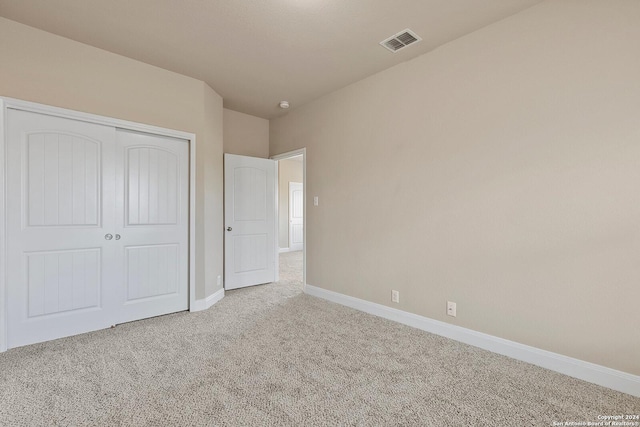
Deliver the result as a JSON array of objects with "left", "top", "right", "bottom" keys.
[
  {"left": 23, "top": 131, "right": 101, "bottom": 228},
  {"left": 125, "top": 146, "right": 179, "bottom": 226}
]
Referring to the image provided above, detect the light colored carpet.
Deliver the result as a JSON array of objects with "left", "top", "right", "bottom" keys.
[{"left": 1, "top": 250, "right": 638, "bottom": 426}]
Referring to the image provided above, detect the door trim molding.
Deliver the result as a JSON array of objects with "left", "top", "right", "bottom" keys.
[
  {"left": 0, "top": 99, "right": 7, "bottom": 352},
  {"left": 305, "top": 284, "right": 640, "bottom": 398},
  {"left": 0, "top": 97, "right": 198, "bottom": 352},
  {"left": 271, "top": 148, "right": 306, "bottom": 290}
]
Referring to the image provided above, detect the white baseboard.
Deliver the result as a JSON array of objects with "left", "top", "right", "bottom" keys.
[
  {"left": 190, "top": 288, "right": 225, "bottom": 312},
  {"left": 279, "top": 247, "right": 303, "bottom": 253},
  {"left": 304, "top": 284, "right": 640, "bottom": 397}
]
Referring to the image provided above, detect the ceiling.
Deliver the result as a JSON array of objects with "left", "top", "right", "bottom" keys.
[{"left": 0, "top": 0, "right": 542, "bottom": 119}]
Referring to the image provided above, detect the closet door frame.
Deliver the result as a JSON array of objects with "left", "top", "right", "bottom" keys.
[{"left": 0, "top": 97, "right": 198, "bottom": 352}]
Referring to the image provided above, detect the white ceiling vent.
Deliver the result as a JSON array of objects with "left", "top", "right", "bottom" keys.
[{"left": 379, "top": 29, "right": 422, "bottom": 53}]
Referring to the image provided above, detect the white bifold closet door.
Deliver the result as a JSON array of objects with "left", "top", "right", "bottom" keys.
[
  {"left": 5, "top": 109, "right": 188, "bottom": 349},
  {"left": 116, "top": 129, "right": 189, "bottom": 323}
]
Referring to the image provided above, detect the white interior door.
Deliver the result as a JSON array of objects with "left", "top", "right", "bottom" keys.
[
  {"left": 288, "top": 182, "right": 303, "bottom": 252},
  {"left": 224, "top": 153, "right": 276, "bottom": 290},
  {"left": 115, "top": 129, "right": 189, "bottom": 323},
  {"left": 5, "top": 109, "right": 119, "bottom": 348}
]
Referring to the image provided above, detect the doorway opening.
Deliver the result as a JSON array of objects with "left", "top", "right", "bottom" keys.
[{"left": 272, "top": 149, "right": 306, "bottom": 290}]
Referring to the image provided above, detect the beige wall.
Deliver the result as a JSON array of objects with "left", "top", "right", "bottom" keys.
[
  {"left": 0, "top": 17, "right": 223, "bottom": 300},
  {"left": 278, "top": 158, "right": 303, "bottom": 249},
  {"left": 223, "top": 108, "right": 269, "bottom": 158},
  {"left": 270, "top": 0, "right": 640, "bottom": 375},
  {"left": 203, "top": 85, "right": 225, "bottom": 296}
]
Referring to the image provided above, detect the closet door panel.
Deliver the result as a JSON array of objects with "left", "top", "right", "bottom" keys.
[
  {"left": 5, "top": 109, "right": 119, "bottom": 348},
  {"left": 115, "top": 129, "right": 189, "bottom": 323}
]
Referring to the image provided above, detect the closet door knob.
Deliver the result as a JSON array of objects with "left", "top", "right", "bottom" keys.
[
  {"left": 115, "top": 234, "right": 121, "bottom": 240},
  {"left": 226, "top": 227, "right": 232, "bottom": 231},
  {"left": 105, "top": 234, "right": 113, "bottom": 240}
]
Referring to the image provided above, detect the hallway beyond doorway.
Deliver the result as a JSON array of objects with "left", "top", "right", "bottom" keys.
[{"left": 278, "top": 251, "right": 303, "bottom": 289}]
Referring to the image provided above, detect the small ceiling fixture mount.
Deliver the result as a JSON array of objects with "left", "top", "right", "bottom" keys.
[{"left": 279, "top": 101, "right": 290, "bottom": 109}]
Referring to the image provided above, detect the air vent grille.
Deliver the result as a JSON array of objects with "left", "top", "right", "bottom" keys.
[{"left": 380, "top": 29, "right": 422, "bottom": 53}]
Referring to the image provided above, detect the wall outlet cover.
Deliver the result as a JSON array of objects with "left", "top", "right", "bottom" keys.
[
  {"left": 392, "top": 290, "right": 400, "bottom": 303},
  {"left": 447, "top": 301, "right": 457, "bottom": 317}
]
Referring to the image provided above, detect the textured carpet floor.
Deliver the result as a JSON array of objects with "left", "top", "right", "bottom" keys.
[{"left": 1, "top": 251, "right": 638, "bottom": 426}]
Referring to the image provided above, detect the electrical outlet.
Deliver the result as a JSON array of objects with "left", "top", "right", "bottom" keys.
[
  {"left": 447, "top": 301, "right": 457, "bottom": 317},
  {"left": 314, "top": 196, "right": 319, "bottom": 206},
  {"left": 217, "top": 275, "right": 222, "bottom": 287},
  {"left": 391, "top": 290, "right": 400, "bottom": 303}
]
